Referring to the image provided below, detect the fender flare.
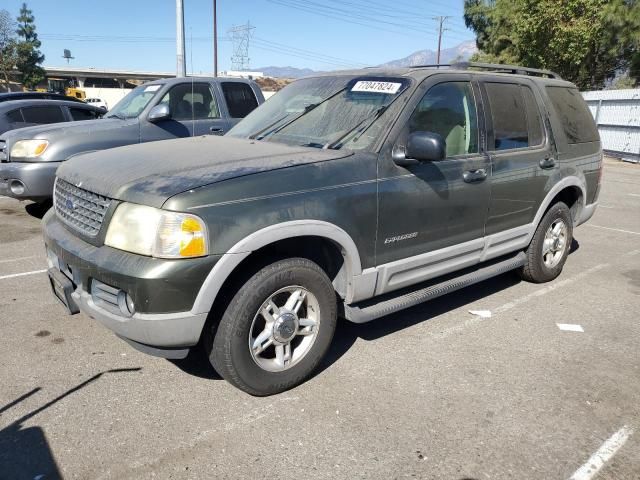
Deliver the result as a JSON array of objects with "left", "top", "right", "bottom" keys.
[
  {"left": 190, "top": 220, "right": 363, "bottom": 315},
  {"left": 528, "top": 176, "right": 586, "bottom": 243}
]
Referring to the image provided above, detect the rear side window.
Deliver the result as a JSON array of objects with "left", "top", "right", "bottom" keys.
[
  {"left": 522, "top": 86, "right": 544, "bottom": 146},
  {"left": 221, "top": 82, "right": 259, "bottom": 118},
  {"left": 21, "top": 106, "right": 66, "bottom": 124},
  {"left": 546, "top": 87, "right": 599, "bottom": 144},
  {"left": 485, "top": 83, "right": 529, "bottom": 150},
  {"left": 70, "top": 107, "right": 99, "bottom": 121}
]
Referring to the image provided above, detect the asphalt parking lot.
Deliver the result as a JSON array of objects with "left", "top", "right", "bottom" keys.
[{"left": 0, "top": 157, "right": 638, "bottom": 480}]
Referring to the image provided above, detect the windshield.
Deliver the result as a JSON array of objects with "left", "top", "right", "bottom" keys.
[
  {"left": 228, "top": 76, "right": 410, "bottom": 150},
  {"left": 106, "top": 84, "right": 162, "bottom": 119}
]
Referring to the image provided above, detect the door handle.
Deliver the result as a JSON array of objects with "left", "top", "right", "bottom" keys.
[
  {"left": 539, "top": 157, "right": 556, "bottom": 169},
  {"left": 463, "top": 168, "right": 488, "bottom": 183},
  {"left": 209, "top": 127, "right": 224, "bottom": 135}
]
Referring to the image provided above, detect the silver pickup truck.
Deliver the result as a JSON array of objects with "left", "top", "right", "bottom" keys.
[{"left": 0, "top": 76, "right": 264, "bottom": 203}]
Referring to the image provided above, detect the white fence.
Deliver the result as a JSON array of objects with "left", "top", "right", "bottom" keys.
[{"left": 582, "top": 89, "right": 640, "bottom": 162}]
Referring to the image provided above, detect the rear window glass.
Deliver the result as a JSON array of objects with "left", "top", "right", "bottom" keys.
[
  {"left": 485, "top": 83, "right": 529, "bottom": 150},
  {"left": 221, "top": 82, "right": 259, "bottom": 118},
  {"left": 546, "top": 87, "right": 599, "bottom": 144},
  {"left": 21, "top": 106, "right": 66, "bottom": 124}
]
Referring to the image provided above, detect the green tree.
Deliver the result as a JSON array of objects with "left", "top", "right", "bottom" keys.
[
  {"left": 464, "top": 0, "right": 640, "bottom": 90},
  {"left": 0, "top": 9, "right": 18, "bottom": 90},
  {"left": 15, "top": 3, "right": 44, "bottom": 89}
]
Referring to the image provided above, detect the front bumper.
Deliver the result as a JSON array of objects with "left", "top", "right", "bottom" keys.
[
  {"left": 0, "top": 161, "right": 59, "bottom": 201},
  {"left": 43, "top": 209, "right": 220, "bottom": 355}
]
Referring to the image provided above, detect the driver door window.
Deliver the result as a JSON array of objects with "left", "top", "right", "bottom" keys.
[
  {"left": 158, "top": 83, "right": 220, "bottom": 120},
  {"left": 408, "top": 82, "right": 478, "bottom": 157}
]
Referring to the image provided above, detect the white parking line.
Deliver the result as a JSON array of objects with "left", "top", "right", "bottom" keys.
[
  {"left": 629, "top": 193, "right": 640, "bottom": 198},
  {"left": 585, "top": 224, "right": 640, "bottom": 236},
  {"left": 568, "top": 425, "right": 633, "bottom": 480},
  {"left": 0, "top": 255, "right": 36, "bottom": 265},
  {"left": 0, "top": 269, "right": 47, "bottom": 281}
]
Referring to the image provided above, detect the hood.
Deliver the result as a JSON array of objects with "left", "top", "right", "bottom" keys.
[
  {"left": 1, "top": 118, "right": 136, "bottom": 141},
  {"left": 57, "top": 136, "right": 351, "bottom": 208}
]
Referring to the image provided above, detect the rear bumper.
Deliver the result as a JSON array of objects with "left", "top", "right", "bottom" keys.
[{"left": 0, "top": 161, "right": 59, "bottom": 201}]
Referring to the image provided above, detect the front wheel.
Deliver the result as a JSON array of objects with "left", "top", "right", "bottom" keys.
[
  {"left": 519, "top": 201, "right": 573, "bottom": 283},
  {"left": 207, "top": 257, "right": 337, "bottom": 396}
]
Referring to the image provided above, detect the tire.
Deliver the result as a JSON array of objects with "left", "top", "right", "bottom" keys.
[
  {"left": 519, "top": 201, "right": 573, "bottom": 283},
  {"left": 207, "top": 257, "right": 337, "bottom": 396}
]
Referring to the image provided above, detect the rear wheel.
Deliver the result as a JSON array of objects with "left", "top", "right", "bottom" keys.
[
  {"left": 207, "top": 257, "right": 337, "bottom": 396},
  {"left": 520, "top": 201, "right": 573, "bottom": 283}
]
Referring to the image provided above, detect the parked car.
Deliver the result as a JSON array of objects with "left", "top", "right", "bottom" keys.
[
  {"left": 0, "top": 77, "right": 263, "bottom": 202},
  {"left": 43, "top": 63, "right": 602, "bottom": 396},
  {"left": 85, "top": 97, "right": 108, "bottom": 110},
  {"left": 0, "top": 91, "right": 85, "bottom": 103},
  {"left": 0, "top": 99, "right": 104, "bottom": 135}
]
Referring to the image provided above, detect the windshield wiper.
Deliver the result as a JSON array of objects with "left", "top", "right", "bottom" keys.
[
  {"left": 248, "top": 106, "right": 314, "bottom": 141},
  {"left": 252, "top": 86, "right": 348, "bottom": 142},
  {"left": 106, "top": 112, "right": 126, "bottom": 120},
  {"left": 324, "top": 105, "right": 389, "bottom": 150}
]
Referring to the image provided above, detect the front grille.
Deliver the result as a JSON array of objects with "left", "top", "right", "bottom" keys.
[
  {"left": 54, "top": 178, "right": 112, "bottom": 237},
  {"left": 0, "top": 140, "right": 7, "bottom": 162}
]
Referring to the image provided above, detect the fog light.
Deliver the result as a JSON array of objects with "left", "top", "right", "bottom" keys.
[
  {"left": 117, "top": 291, "right": 136, "bottom": 316},
  {"left": 10, "top": 180, "right": 25, "bottom": 195}
]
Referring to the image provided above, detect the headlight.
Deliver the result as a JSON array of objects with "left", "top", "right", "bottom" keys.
[
  {"left": 10, "top": 140, "right": 49, "bottom": 159},
  {"left": 104, "top": 203, "right": 208, "bottom": 258}
]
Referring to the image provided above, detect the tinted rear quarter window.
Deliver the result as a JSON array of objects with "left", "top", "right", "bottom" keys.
[
  {"left": 21, "top": 106, "right": 66, "bottom": 124},
  {"left": 546, "top": 87, "right": 599, "bottom": 144},
  {"left": 221, "top": 82, "right": 259, "bottom": 118},
  {"left": 69, "top": 107, "right": 99, "bottom": 121}
]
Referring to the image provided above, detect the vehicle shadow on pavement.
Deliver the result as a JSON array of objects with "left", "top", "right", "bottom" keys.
[
  {"left": 317, "top": 238, "right": 582, "bottom": 378},
  {"left": 24, "top": 200, "right": 52, "bottom": 219},
  {"left": 0, "top": 368, "right": 141, "bottom": 480},
  {"left": 316, "top": 271, "right": 523, "bottom": 378}
]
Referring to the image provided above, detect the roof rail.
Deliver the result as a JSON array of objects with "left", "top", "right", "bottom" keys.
[{"left": 411, "top": 62, "right": 561, "bottom": 79}]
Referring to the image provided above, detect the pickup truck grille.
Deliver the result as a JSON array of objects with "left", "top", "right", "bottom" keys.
[
  {"left": 0, "top": 140, "right": 7, "bottom": 162},
  {"left": 54, "top": 178, "right": 112, "bottom": 237}
]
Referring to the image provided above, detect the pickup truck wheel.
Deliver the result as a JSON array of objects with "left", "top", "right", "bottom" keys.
[
  {"left": 208, "top": 258, "right": 337, "bottom": 396},
  {"left": 520, "top": 201, "right": 573, "bottom": 283}
]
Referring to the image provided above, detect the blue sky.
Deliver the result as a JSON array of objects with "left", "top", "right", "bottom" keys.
[{"left": 2, "top": 0, "right": 475, "bottom": 73}]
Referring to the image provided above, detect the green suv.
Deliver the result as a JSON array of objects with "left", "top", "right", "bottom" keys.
[{"left": 43, "top": 63, "right": 602, "bottom": 396}]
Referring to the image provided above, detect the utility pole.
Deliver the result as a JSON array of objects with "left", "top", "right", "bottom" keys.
[
  {"left": 433, "top": 15, "right": 450, "bottom": 65},
  {"left": 176, "top": 0, "right": 186, "bottom": 77},
  {"left": 213, "top": 0, "right": 218, "bottom": 77}
]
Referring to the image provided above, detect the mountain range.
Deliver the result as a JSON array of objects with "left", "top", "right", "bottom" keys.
[{"left": 257, "top": 40, "right": 477, "bottom": 78}]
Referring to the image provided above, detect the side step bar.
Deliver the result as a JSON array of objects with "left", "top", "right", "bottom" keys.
[{"left": 344, "top": 252, "right": 527, "bottom": 324}]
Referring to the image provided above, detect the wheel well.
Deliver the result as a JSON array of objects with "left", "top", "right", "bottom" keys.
[
  {"left": 202, "top": 236, "right": 346, "bottom": 344},
  {"left": 547, "top": 186, "right": 583, "bottom": 223}
]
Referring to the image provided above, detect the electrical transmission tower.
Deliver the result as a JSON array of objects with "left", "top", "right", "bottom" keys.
[{"left": 228, "top": 22, "right": 255, "bottom": 71}]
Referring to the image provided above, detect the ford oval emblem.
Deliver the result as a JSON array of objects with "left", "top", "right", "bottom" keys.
[{"left": 65, "top": 198, "right": 74, "bottom": 210}]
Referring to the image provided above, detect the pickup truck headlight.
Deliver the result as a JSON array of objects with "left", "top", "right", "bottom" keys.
[
  {"left": 104, "top": 203, "right": 208, "bottom": 258},
  {"left": 10, "top": 140, "right": 49, "bottom": 159}
]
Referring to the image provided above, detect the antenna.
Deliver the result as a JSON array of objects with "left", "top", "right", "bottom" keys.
[
  {"left": 228, "top": 21, "right": 255, "bottom": 71},
  {"left": 62, "top": 49, "right": 74, "bottom": 64}
]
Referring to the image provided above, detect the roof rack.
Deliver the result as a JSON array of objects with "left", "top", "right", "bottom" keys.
[{"left": 411, "top": 62, "right": 561, "bottom": 79}]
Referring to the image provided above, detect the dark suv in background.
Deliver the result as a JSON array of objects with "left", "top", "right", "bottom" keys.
[
  {"left": 43, "top": 63, "right": 602, "bottom": 396},
  {"left": 0, "top": 77, "right": 263, "bottom": 202}
]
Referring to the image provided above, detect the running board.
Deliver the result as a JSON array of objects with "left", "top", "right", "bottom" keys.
[{"left": 344, "top": 252, "right": 526, "bottom": 324}]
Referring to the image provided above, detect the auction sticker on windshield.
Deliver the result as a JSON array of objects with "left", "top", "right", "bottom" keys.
[
  {"left": 144, "top": 85, "right": 161, "bottom": 93},
  {"left": 351, "top": 81, "right": 403, "bottom": 94}
]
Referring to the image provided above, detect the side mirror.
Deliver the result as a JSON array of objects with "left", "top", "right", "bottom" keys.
[
  {"left": 393, "top": 131, "right": 446, "bottom": 166},
  {"left": 148, "top": 104, "right": 171, "bottom": 122}
]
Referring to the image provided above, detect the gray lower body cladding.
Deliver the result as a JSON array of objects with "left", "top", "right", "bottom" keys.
[{"left": 0, "top": 161, "right": 59, "bottom": 201}]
